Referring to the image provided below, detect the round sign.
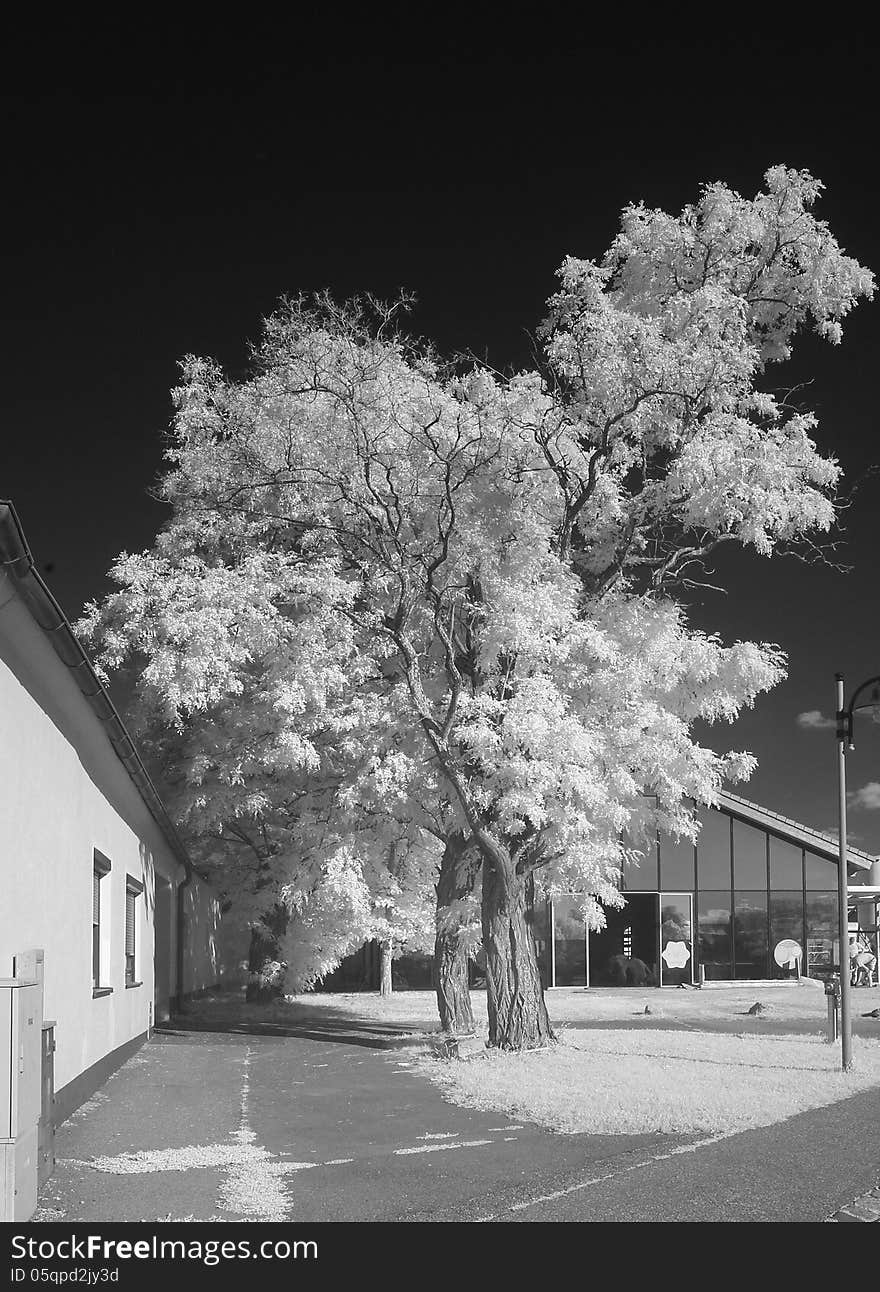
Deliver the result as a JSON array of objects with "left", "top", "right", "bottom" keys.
[{"left": 773, "top": 938, "right": 802, "bottom": 968}]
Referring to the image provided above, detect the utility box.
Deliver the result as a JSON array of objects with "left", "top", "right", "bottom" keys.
[{"left": 0, "top": 980, "right": 43, "bottom": 1222}]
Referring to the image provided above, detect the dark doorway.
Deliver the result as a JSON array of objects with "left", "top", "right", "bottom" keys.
[{"left": 589, "top": 893, "right": 659, "bottom": 986}]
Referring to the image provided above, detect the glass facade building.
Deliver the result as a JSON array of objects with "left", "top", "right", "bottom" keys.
[{"left": 539, "top": 791, "right": 875, "bottom": 987}]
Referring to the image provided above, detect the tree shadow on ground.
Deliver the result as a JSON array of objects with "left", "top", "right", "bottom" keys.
[{"left": 154, "top": 999, "right": 434, "bottom": 1050}]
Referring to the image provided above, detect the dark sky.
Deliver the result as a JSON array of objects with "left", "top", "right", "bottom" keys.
[{"left": 3, "top": 28, "right": 880, "bottom": 846}]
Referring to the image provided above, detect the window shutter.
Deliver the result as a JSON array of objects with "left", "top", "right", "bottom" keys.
[
  {"left": 93, "top": 871, "right": 101, "bottom": 924},
  {"left": 125, "top": 891, "right": 136, "bottom": 956}
]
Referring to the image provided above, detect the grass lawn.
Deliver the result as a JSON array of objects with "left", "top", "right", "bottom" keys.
[{"left": 283, "top": 983, "right": 880, "bottom": 1137}]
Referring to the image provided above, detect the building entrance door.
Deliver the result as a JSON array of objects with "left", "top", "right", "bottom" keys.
[
  {"left": 585, "top": 893, "right": 659, "bottom": 986},
  {"left": 659, "top": 893, "right": 694, "bottom": 986}
]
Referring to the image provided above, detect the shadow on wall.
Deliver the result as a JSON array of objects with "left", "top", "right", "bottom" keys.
[{"left": 180, "top": 874, "right": 247, "bottom": 997}]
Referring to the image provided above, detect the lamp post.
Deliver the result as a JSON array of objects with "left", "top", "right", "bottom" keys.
[{"left": 834, "top": 672, "right": 880, "bottom": 1072}]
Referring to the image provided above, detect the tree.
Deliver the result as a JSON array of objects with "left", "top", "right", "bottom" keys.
[{"left": 78, "top": 165, "right": 873, "bottom": 1050}]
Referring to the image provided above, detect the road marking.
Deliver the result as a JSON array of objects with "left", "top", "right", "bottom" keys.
[
  {"left": 395, "top": 1139, "right": 494, "bottom": 1155},
  {"left": 827, "top": 1186, "right": 880, "bottom": 1222},
  {"left": 476, "top": 1132, "right": 734, "bottom": 1220}
]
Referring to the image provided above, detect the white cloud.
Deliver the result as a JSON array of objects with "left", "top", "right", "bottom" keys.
[
  {"left": 797, "top": 710, "right": 836, "bottom": 729},
  {"left": 847, "top": 782, "right": 880, "bottom": 810}
]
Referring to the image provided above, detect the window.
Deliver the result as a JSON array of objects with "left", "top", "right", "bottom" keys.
[
  {"left": 695, "top": 808, "right": 732, "bottom": 888},
  {"left": 806, "top": 891, "right": 839, "bottom": 977},
  {"left": 770, "top": 837, "right": 803, "bottom": 889},
  {"left": 805, "top": 848, "right": 837, "bottom": 890},
  {"left": 125, "top": 876, "right": 144, "bottom": 986},
  {"left": 92, "top": 850, "right": 111, "bottom": 994},
  {"left": 659, "top": 831, "right": 695, "bottom": 889},
  {"left": 697, "top": 892, "right": 732, "bottom": 979},
  {"left": 770, "top": 891, "right": 805, "bottom": 978},
  {"left": 733, "top": 891, "right": 769, "bottom": 978},
  {"left": 553, "top": 897, "right": 587, "bottom": 986},
  {"left": 733, "top": 821, "right": 768, "bottom": 888},
  {"left": 621, "top": 831, "right": 658, "bottom": 890}
]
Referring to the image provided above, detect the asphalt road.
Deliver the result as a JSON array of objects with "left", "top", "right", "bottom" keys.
[{"left": 33, "top": 1004, "right": 879, "bottom": 1224}]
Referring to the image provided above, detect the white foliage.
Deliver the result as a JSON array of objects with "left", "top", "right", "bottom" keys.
[{"left": 74, "top": 168, "right": 873, "bottom": 972}]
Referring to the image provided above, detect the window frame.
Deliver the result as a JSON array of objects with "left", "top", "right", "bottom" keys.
[
  {"left": 125, "top": 875, "right": 145, "bottom": 987},
  {"left": 92, "top": 849, "right": 112, "bottom": 997}
]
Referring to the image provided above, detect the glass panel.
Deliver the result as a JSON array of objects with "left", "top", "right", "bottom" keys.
[
  {"left": 660, "top": 894, "right": 693, "bottom": 985},
  {"left": 698, "top": 892, "right": 732, "bottom": 979},
  {"left": 553, "top": 897, "right": 587, "bottom": 986},
  {"left": 588, "top": 894, "right": 659, "bottom": 986},
  {"left": 733, "top": 821, "right": 768, "bottom": 889},
  {"left": 659, "top": 832, "right": 695, "bottom": 890},
  {"left": 769, "top": 891, "right": 804, "bottom": 979},
  {"left": 806, "top": 891, "right": 839, "bottom": 978},
  {"left": 733, "top": 890, "right": 769, "bottom": 979},
  {"left": 805, "top": 848, "right": 838, "bottom": 890},
  {"left": 530, "top": 899, "right": 552, "bottom": 988},
  {"left": 769, "top": 837, "right": 803, "bottom": 890},
  {"left": 621, "top": 833, "right": 658, "bottom": 890},
  {"left": 695, "top": 807, "right": 732, "bottom": 888}
]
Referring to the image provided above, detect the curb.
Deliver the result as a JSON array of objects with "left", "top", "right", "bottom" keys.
[{"left": 826, "top": 1186, "right": 880, "bottom": 1222}]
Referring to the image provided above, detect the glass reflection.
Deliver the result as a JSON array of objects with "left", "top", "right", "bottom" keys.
[
  {"left": 770, "top": 838, "right": 803, "bottom": 890},
  {"left": 531, "top": 898, "right": 551, "bottom": 988},
  {"left": 621, "top": 832, "right": 658, "bottom": 890},
  {"left": 805, "top": 849, "right": 838, "bottom": 891},
  {"left": 734, "top": 891, "right": 769, "bottom": 979},
  {"left": 806, "top": 891, "right": 839, "bottom": 978},
  {"left": 659, "top": 833, "right": 695, "bottom": 889},
  {"left": 733, "top": 821, "right": 768, "bottom": 888},
  {"left": 660, "top": 894, "right": 692, "bottom": 985},
  {"left": 769, "top": 891, "right": 804, "bottom": 979},
  {"left": 553, "top": 897, "right": 587, "bottom": 986},
  {"left": 695, "top": 808, "right": 732, "bottom": 887},
  {"left": 697, "top": 892, "right": 732, "bottom": 980}
]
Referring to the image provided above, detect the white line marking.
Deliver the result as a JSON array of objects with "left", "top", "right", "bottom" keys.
[
  {"left": 476, "top": 1132, "right": 733, "bottom": 1220},
  {"left": 417, "top": 1132, "right": 459, "bottom": 1140},
  {"left": 395, "top": 1139, "right": 494, "bottom": 1156}
]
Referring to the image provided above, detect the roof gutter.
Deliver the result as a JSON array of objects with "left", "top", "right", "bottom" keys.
[{"left": 0, "top": 498, "right": 193, "bottom": 880}]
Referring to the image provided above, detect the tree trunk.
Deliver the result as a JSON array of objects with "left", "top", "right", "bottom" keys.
[
  {"left": 246, "top": 902, "right": 289, "bottom": 1002},
  {"left": 379, "top": 941, "right": 393, "bottom": 997},
  {"left": 481, "top": 860, "right": 555, "bottom": 1049},
  {"left": 434, "top": 833, "right": 480, "bottom": 1034}
]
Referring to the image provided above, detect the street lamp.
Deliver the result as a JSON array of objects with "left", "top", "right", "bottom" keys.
[{"left": 834, "top": 672, "right": 880, "bottom": 1072}]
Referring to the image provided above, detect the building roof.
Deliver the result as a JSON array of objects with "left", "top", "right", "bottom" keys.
[
  {"left": 718, "top": 789, "right": 875, "bottom": 872},
  {"left": 0, "top": 499, "right": 192, "bottom": 875}
]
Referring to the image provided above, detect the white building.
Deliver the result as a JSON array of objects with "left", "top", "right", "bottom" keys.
[{"left": 0, "top": 499, "right": 239, "bottom": 1129}]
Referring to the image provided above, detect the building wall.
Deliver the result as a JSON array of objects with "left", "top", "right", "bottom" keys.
[
  {"left": 543, "top": 799, "right": 871, "bottom": 987},
  {"left": 0, "top": 572, "right": 235, "bottom": 1117},
  {"left": 181, "top": 872, "right": 245, "bottom": 998}
]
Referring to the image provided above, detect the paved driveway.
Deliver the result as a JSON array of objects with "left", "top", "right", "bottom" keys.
[{"left": 35, "top": 1003, "right": 880, "bottom": 1223}]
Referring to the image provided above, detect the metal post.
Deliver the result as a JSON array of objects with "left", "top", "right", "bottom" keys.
[
  {"left": 825, "top": 980, "right": 840, "bottom": 1042},
  {"left": 836, "top": 674, "right": 854, "bottom": 1071}
]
